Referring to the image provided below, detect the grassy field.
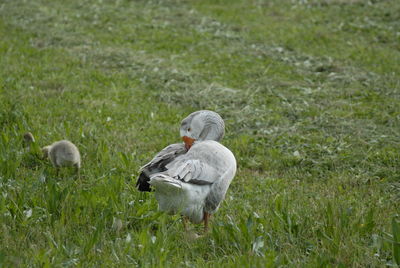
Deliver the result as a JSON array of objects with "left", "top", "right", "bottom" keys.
[{"left": 1, "top": 0, "right": 399, "bottom": 266}]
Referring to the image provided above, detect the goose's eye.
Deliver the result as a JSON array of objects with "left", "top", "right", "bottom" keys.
[{"left": 188, "top": 128, "right": 191, "bottom": 132}]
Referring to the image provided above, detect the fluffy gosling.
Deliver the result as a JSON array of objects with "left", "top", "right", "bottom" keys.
[
  {"left": 23, "top": 132, "right": 37, "bottom": 152},
  {"left": 42, "top": 140, "right": 81, "bottom": 177},
  {"left": 23, "top": 132, "right": 35, "bottom": 144}
]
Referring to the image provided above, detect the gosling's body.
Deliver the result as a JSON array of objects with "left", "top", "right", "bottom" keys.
[{"left": 43, "top": 140, "right": 81, "bottom": 176}]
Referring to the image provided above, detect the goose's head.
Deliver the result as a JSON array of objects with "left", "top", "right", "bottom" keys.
[{"left": 180, "top": 110, "right": 225, "bottom": 150}]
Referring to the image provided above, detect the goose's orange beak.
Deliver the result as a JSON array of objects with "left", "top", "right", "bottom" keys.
[{"left": 182, "top": 136, "right": 195, "bottom": 150}]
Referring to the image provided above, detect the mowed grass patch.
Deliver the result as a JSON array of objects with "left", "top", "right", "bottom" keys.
[{"left": 0, "top": 0, "right": 399, "bottom": 266}]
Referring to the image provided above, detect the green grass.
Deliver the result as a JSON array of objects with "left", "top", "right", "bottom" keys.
[{"left": 0, "top": 0, "right": 399, "bottom": 266}]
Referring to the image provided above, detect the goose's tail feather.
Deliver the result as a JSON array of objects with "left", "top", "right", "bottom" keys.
[
  {"left": 136, "top": 172, "right": 152, "bottom": 192},
  {"left": 149, "top": 174, "right": 182, "bottom": 192}
]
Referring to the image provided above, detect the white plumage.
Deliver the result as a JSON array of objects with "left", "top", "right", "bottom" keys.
[
  {"left": 137, "top": 110, "right": 236, "bottom": 231},
  {"left": 150, "top": 140, "right": 236, "bottom": 224}
]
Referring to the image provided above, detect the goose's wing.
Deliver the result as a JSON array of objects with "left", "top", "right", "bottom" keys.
[
  {"left": 136, "top": 143, "right": 187, "bottom": 191},
  {"left": 166, "top": 158, "right": 220, "bottom": 185},
  {"left": 165, "top": 141, "right": 237, "bottom": 212},
  {"left": 205, "top": 161, "right": 236, "bottom": 213}
]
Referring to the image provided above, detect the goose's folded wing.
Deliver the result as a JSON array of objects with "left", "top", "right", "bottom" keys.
[
  {"left": 140, "top": 143, "right": 187, "bottom": 172},
  {"left": 166, "top": 158, "right": 220, "bottom": 185},
  {"left": 137, "top": 143, "right": 187, "bottom": 191},
  {"left": 164, "top": 151, "right": 236, "bottom": 212}
]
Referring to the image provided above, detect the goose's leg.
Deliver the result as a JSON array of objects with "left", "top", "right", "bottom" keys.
[{"left": 203, "top": 212, "right": 210, "bottom": 232}]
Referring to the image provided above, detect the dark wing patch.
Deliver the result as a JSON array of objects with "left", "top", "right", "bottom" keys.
[
  {"left": 136, "top": 143, "right": 187, "bottom": 192},
  {"left": 136, "top": 172, "right": 152, "bottom": 192},
  {"left": 185, "top": 179, "right": 213, "bottom": 185}
]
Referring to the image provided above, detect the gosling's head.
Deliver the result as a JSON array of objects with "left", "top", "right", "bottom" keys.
[
  {"left": 42, "top": 146, "right": 51, "bottom": 159},
  {"left": 23, "top": 132, "right": 35, "bottom": 143}
]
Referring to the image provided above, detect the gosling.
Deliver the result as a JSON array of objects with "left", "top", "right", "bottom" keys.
[
  {"left": 23, "top": 132, "right": 36, "bottom": 144},
  {"left": 42, "top": 140, "right": 81, "bottom": 177}
]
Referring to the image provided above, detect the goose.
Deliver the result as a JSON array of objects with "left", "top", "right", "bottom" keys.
[
  {"left": 42, "top": 140, "right": 81, "bottom": 177},
  {"left": 137, "top": 110, "right": 236, "bottom": 232}
]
